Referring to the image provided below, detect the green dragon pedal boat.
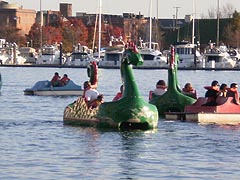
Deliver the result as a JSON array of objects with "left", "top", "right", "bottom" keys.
[
  {"left": 149, "top": 46, "right": 196, "bottom": 118},
  {"left": 63, "top": 42, "right": 159, "bottom": 130}
]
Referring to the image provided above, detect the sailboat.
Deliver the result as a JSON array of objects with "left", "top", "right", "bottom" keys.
[
  {"left": 93, "top": 0, "right": 125, "bottom": 68},
  {"left": 174, "top": 0, "right": 204, "bottom": 68},
  {"left": 138, "top": 0, "right": 168, "bottom": 68},
  {"left": 202, "top": 0, "right": 236, "bottom": 69}
]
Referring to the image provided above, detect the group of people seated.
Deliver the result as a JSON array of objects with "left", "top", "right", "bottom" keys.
[
  {"left": 82, "top": 81, "right": 124, "bottom": 109},
  {"left": 149, "top": 78, "right": 239, "bottom": 106},
  {"left": 149, "top": 79, "right": 197, "bottom": 100},
  {"left": 204, "top": 80, "right": 239, "bottom": 106},
  {"left": 80, "top": 77, "right": 240, "bottom": 110},
  {"left": 51, "top": 72, "right": 70, "bottom": 87}
]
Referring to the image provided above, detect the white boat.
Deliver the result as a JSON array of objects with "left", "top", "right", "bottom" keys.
[
  {"left": 0, "top": 48, "right": 9, "bottom": 64},
  {"left": 228, "top": 48, "right": 240, "bottom": 67},
  {"left": 98, "top": 36, "right": 125, "bottom": 68},
  {"left": 66, "top": 45, "right": 98, "bottom": 66},
  {"left": 36, "top": 44, "right": 61, "bottom": 64},
  {"left": 175, "top": 41, "right": 204, "bottom": 68},
  {"left": 137, "top": 0, "right": 167, "bottom": 68},
  {"left": 203, "top": 44, "right": 236, "bottom": 69},
  {"left": 19, "top": 47, "right": 38, "bottom": 64},
  {"left": 174, "top": 1, "right": 204, "bottom": 69},
  {"left": 138, "top": 41, "right": 168, "bottom": 68},
  {"left": 0, "top": 43, "right": 26, "bottom": 65}
]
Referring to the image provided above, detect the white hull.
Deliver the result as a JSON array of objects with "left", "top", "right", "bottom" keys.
[
  {"left": 165, "top": 112, "right": 240, "bottom": 125},
  {"left": 175, "top": 43, "right": 204, "bottom": 68},
  {"left": 26, "top": 90, "right": 83, "bottom": 96}
]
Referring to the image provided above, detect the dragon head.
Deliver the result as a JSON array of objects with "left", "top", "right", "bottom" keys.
[{"left": 123, "top": 42, "right": 143, "bottom": 66}]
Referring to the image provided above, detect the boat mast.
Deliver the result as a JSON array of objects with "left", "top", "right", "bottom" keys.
[
  {"left": 92, "top": 13, "right": 98, "bottom": 50},
  {"left": 192, "top": 0, "right": 195, "bottom": 44},
  {"left": 40, "top": 0, "right": 43, "bottom": 48},
  {"left": 149, "top": 0, "right": 152, "bottom": 49},
  {"left": 216, "top": 0, "right": 220, "bottom": 47},
  {"left": 98, "top": 0, "right": 102, "bottom": 59}
]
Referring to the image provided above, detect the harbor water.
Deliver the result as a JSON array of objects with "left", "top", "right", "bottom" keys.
[{"left": 0, "top": 66, "right": 240, "bottom": 179}]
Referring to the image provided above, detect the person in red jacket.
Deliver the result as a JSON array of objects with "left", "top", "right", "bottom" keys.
[
  {"left": 60, "top": 74, "right": 70, "bottom": 86},
  {"left": 112, "top": 85, "right": 123, "bottom": 101},
  {"left": 51, "top": 72, "right": 61, "bottom": 87}
]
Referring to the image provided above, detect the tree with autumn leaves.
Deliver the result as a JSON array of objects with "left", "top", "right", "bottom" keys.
[
  {"left": 26, "top": 18, "right": 89, "bottom": 52},
  {"left": 25, "top": 17, "right": 125, "bottom": 53}
]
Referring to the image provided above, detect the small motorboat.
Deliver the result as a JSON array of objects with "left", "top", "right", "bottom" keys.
[
  {"left": 24, "top": 80, "right": 83, "bottom": 96},
  {"left": 165, "top": 96, "right": 240, "bottom": 125}
]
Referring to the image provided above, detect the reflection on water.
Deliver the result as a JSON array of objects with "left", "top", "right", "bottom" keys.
[{"left": 1, "top": 67, "right": 240, "bottom": 179}]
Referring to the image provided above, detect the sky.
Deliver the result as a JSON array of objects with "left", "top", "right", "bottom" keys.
[{"left": 5, "top": 0, "right": 240, "bottom": 19}]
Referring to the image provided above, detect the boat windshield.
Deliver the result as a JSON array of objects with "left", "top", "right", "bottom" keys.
[{"left": 176, "top": 47, "right": 194, "bottom": 55}]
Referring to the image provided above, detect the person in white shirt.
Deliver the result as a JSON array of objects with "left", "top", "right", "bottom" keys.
[
  {"left": 83, "top": 81, "right": 99, "bottom": 104},
  {"left": 153, "top": 80, "right": 167, "bottom": 96}
]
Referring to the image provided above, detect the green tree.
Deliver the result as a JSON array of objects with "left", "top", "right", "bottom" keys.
[{"left": 223, "top": 11, "right": 240, "bottom": 47}]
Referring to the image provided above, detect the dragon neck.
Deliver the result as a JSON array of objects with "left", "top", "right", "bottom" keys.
[
  {"left": 168, "top": 66, "right": 179, "bottom": 92},
  {"left": 168, "top": 48, "right": 180, "bottom": 92},
  {"left": 121, "top": 60, "right": 140, "bottom": 98}
]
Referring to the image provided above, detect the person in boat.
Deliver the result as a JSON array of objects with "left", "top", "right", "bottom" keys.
[
  {"left": 154, "top": 80, "right": 167, "bottom": 95},
  {"left": 51, "top": 72, "right": 61, "bottom": 87},
  {"left": 182, "top": 83, "right": 197, "bottom": 99},
  {"left": 83, "top": 81, "right": 100, "bottom": 106},
  {"left": 88, "top": 94, "right": 104, "bottom": 109},
  {"left": 227, "top": 83, "right": 240, "bottom": 105},
  {"left": 203, "top": 80, "right": 221, "bottom": 106},
  {"left": 112, "top": 85, "right": 123, "bottom": 101},
  {"left": 149, "top": 80, "right": 167, "bottom": 100},
  {"left": 60, "top": 74, "right": 70, "bottom": 86},
  {"left": 219, "top": 83, "right": 228, "bottom": 97}
]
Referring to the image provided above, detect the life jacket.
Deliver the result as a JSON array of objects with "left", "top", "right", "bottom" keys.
[{"left": 60, "top": 77, "right": 70, "bottom": 85}]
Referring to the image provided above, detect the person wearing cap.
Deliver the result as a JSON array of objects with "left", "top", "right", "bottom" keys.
[
  {"left": 227, "top": 83, "right": 240, "bottom": 105},
  {"left": 182, "top": 83, "right": 197, "bottom": 99},
  {"left": 203, "top": 80, "right": 220, "bottom": 106}
]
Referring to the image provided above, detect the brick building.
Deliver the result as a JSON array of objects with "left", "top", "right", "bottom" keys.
[{"left": 0, "top": 1, "right": 36, "bottom": 36}]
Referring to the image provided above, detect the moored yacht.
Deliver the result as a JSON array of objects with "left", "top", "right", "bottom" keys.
[
  {"left": 175, "top": 41, "right": 204, "bottom": 68},
  {"left": 138, "top": 40, "right": 168, "bottom": 68},
  {"left": 203, "top": 44, "right": 236, "bottom": 69},
  {"left": 36, "top": 44, "right": 61, "bottom": 65},
  {"left": 98, "top": 36, "right": 125, "bottom": 68},
  {"left": 66, "top": 44, "right": 98, "bottom": 67},
  {"left": 19, "top": 47, "right": 38, "bottom": 64}
]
